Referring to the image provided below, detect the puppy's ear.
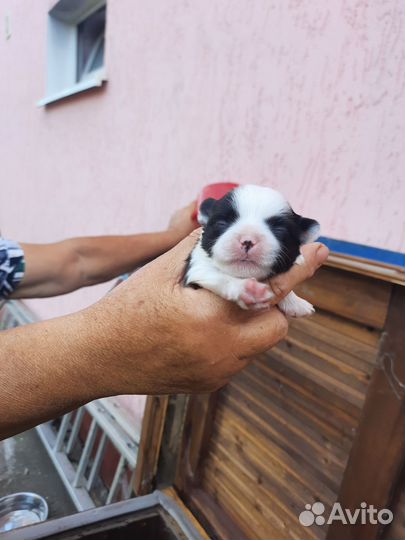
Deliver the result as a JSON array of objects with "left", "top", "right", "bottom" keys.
[
  {"left": 298, "top": 216, "right": 320, "bottom": 244},
  {"left": 198, "top": 198, "right": 216, "bottom": 226}
]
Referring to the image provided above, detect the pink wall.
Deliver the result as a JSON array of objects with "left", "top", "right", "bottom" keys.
[{"left": 0, "top": 0, "right": 404, "bottom": 321}]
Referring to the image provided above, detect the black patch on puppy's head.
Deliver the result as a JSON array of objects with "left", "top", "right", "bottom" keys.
[
  {"left": 299, "top": 216, "right": 321, "bottom": 244},
  {"left": 198, "top": 198, "right": 216, "bottom": 225},
  {"left": 200, "top": 192, "right": 238, "bottom": 256},
  {"left": 267, "top": 211, "right": 320, "bottom": 276}
]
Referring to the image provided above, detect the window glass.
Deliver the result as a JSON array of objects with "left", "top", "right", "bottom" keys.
[{"left": 77, "top": 6, "right": 106, "bottom": 82}]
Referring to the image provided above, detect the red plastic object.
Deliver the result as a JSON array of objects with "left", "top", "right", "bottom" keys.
[{"left": 192, "top": 182, "right": 240, "bottom": 221}]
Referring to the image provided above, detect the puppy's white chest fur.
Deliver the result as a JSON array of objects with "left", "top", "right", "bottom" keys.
[
  {"left": 185, "top": 241, "right": 314, "bottom": 317},
  {"left": 184, "top": 185, "right": 319, "bottom": 318}
]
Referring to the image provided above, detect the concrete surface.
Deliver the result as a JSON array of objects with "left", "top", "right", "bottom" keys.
[{"left": 0, "top": 429, "right": 76, "bottom": 520}]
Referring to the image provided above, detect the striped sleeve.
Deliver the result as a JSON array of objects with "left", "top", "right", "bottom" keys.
[{"left": 0, "top": 238, "right": 25, "bottom": 298}]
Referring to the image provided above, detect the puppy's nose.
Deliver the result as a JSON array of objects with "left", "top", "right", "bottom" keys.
[{"left": 240, "top": 238, "right": 255, "bottom": 252}]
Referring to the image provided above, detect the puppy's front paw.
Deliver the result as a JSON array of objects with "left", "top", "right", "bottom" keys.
[
  {"left": 236, "top": 279, "right": 273, "bottom": 310},
  {"left": 278, "top": 292, "right": 315, "bottom": 318}
]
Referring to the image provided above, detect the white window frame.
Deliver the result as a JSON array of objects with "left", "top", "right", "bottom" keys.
[{"left": 38, "top": 0, "right": 107, "bottom": 107}]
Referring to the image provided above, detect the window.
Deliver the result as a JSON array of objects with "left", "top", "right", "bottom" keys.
[
  {"left": 38, "top": 0, "right": 107, "bottom": 107},
  {"left": 77, "top": 7, "right": 106, "bottom": 82}
]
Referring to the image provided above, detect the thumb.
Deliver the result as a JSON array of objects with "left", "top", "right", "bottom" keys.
[{"left": 268, "top": 242, "right": 329, "bottom": 301}]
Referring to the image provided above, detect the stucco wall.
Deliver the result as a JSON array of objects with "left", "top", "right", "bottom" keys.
[{"left": 0, "top": 0, "right": 404, "bottom": 320}]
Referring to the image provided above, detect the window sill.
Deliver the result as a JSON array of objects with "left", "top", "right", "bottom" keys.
[{"left": 37, "top": 72, "right": 107, "bottom": 107}]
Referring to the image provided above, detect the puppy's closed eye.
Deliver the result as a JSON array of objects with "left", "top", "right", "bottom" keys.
[
  {"left": 267, "top": 216, "right": 288, "bottom": 232},
  {"left": 214, "top": 219, "right": 230, "bottom": 229}
]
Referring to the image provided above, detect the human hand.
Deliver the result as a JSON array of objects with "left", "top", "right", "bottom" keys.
[
  {"left": 0, "top": 230, "right": 328, "bottom": 440},
  {"left": 167, "top": 201, "right": 199, "bottom": 242},
  {"left": 87, "top": 231, "right": 328, "bottom": 396},
  {"left": 267, "top": 243, "right": 329, "bottom": 303}
]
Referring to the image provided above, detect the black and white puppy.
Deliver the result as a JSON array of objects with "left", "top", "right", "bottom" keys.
[{"left": 184, "top": 184, "right": 320, "bottom": 317}]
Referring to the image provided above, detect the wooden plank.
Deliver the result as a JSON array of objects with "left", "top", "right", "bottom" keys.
[
  {"left": 325, "top": 252, "right": 405, "bottom": 286},
  {"left": 381, "top": 470, "right": 405, "bottom": 540},
  {"left": 207, "top": 425, "right": 333, "bottom": 521},
  {"left": 327, "top": 285, "right": 405, "bottom": 540},
  {"left": 133, "top": 395, "right": 168, "bottom": 496},
  {"left": 202, "top": 462, "right": 291, "bottom": 539},
  {"left": 155, "top": 394, "right": 189, "bottom": 488},
  {"left": 161, "top": 486, "right": 211, "bottom": 540},
  {"left": 204, "top": 410, "right": 326, "bottom": 508},
  {"left": 202, "top": 454, "right": 322, "bottom": 540},
  {"left": 251, "top": 357, "right": 359, "bottom": 439},
  {"left": 187, "top": 393, "right": 218, "bottom": 484},
  {"left": 235, "top": 370, "right": 348, "bottom": 468},
  {"left": 280, "top": 336, "right": 371, "bottom": 392},
  {"left": 187, "top": 488, "right": 249, "bottom": 540},
  {"left": 175, "top": 392, "right": 218, "bottom": 493},
  {"left": 243, "top": 364, "right": 354, "bottom": 452},
  {"left": 212, "top": 405, "right": 338, "bottom": 506},
  {"left": 295, "top": 267, "right": 391, "bottom": 328},
  {"left": 288, "top": 322, "right": 378, "bottom": 369},
  {"left": 268, "top": 346, "right": 365, "bottom": 410},
  {"left": 228, "top": 376, "right": 348, "bottom": 473},
  {"left": 286, "top": 328, "right": 375, "bottom": 383},
  {"left": 201, "top": 406, "right": 335, "bottom": 540},
  {"left": 220, "top": 392, "right": 342, "bottom": 493},
  {"left": 293, "top": 311, "right": 381, "bottom": 353}
]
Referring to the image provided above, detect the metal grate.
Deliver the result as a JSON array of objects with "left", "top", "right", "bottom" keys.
[{"left": 36, "top": 401, "right": 139, "bottom": 510}]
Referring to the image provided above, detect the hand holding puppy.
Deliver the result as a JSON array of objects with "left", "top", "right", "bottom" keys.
[
  {"left": 89, "top": 230, "right": 329, "bottom": 395},
  {"left": 0, "top": 229, "right": 327, "bottom": 439}
]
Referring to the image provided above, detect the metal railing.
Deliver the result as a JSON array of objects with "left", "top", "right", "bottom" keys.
[{"left": 36, "top": 400, "right": 138, "bottom": 510}]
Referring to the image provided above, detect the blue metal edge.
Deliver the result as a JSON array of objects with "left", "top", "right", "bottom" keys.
[{"left": 318, "top": 237, "right": 405, "bottom": 269}]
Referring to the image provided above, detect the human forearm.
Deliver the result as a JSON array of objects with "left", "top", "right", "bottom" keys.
[
  {"left": 0, "top": 310, "right": 106, "bottom": 439},
  {"left": 12, "top": 230, "right": 181, "bottom": 299},
  {"left": 71, "top": 229, "right": 182, "bottom": 286},
  {"left": 12, "top": 201, "right": 197, "bottom": 299},
  {"left": 73, "top": 199, "right": 198, "bottom": 286}
]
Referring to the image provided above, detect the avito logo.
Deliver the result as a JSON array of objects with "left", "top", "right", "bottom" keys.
[{"left": 299, "top": 501, "right": 393, "bottom": 527}]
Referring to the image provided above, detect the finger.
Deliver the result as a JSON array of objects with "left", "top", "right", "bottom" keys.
[
  {"left": 268, "top": 243, "right": 329, "bottom": 302},
  {"left": 183, "top": 200, "right": 198, "bottom": 218},
  {"left": 187, "top": 200, "right": 197, "bottom": 210},
  {"left": 163, "top": 228, "right": 203, "bottom": 275},
  {"left": 236, "top": 307, "right": 289, "bottom": 358}
]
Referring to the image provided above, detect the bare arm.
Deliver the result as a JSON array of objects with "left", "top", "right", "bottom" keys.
[
  {"left": 11, "top": 202, "right": 197, "bottom": 299},
  {"left": 13, "top": 231, "right": 181, "bottom": 298},
  {"left": 0, "top": 232, "right": 328, "bottom": 440}
]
